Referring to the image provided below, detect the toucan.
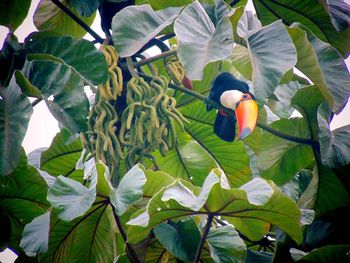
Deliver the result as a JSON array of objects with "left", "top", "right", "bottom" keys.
[{"left": 206, "top": 72, "right": 258, "bottom": 142}]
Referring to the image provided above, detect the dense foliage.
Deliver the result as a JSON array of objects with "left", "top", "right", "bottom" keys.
[{"left": 1, "top": 0, "right": 350, "bottom": 262}]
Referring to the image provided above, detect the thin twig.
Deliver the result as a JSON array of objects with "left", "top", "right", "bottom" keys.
[
  {"left": 194, "top": 214, "right": 214, "bottom": 263},
  {"left": 51, "top": 0, "right": 104, "bottom": 44}
]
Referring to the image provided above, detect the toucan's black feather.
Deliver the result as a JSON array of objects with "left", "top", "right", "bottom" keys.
[
  {"left": 208, "top": 72, "right": 250, "bottom": 142},
  {"left": 99, "top": 0, "right": 135, "bottom": 35},
  {"left": 214, "top": 113, "right": 236, "bottom": 142}
]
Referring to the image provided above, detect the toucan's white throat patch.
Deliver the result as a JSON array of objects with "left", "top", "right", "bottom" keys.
[{"left": 220, "top": 90, "right": 243, "bottom": 110}]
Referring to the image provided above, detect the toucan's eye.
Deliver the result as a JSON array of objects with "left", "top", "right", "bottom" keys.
[{"left": 242, "top": 94, "right": 252, "bottom": 100}]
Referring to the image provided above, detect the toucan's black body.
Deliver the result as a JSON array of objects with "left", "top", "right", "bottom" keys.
[
  {"left": 207, "top": 72, "right": 252, "bottom": 142},
  {"left": 99, "top": 0, "right": 135, "bottom": 36}
]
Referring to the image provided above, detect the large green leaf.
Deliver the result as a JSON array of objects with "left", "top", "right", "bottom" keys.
[
  {"left": 317, "top": 102, "right": 350, "bottom": 168},
  {"left": 0, "top": 33, "right": 25, "bottom": 87},
  {"left": 0, "top": 0, "right": 31, "bottom": 31},
  {"left": 33, "top": 0, "right": 95, "bottom": 38},
  {"left": 298, "top": 165, "right": 350, "bottom": 216},
  {"left": 237, "top": 16, "right": 296, "bottom": 98},
  {"left": 297, "top": 245, "right": 350, "bottom": 263},
  {"left": 0, "top": 78, "right": 33, "bottom": 176},
  {"left": 20, "top": 211, "right": 50, "bottom": 256},
  {"left": 126, "top": 169, "right": 177, "bottom": 243},
  {"left": 144, "top": 239, "right": 177, "bottom": 263},
  {"left": 156, "top": 100, "right": 252, "bottom": 187},
  {"left": 110, "top": 164, "right": 146, "bottom": 216},
  {"left": 174, "top": 1, "right": 233, "bottom": 80},
  {"left": 207, "top": 225, "right": 246, "bottom": 263},
  {"left": 136, "top": 0, "right": 191, "bottom": 10},
  {"left": 112, "top": 5, "right": 181, "bottom": 57},
  {"left": 39, "top": 165, "right": 118, "bottom": 263},
  {"left": 25, "top": 33, "right": 108, "bottom": 85},
  {"left": 326, "top": 0, "right": 350, "bottom": 32},
  {"left": 0, "top": 151, "right": 49, "bottom": 251},
  {"left": 40, "top": 129, "right": 83, "bottom": 180},
  {"left": 288, "top": 25, "right": 350, "bottom": 113},
  {"left": 291, "top": 86, "right": 324, "bottom": 140},
  {"left": 70, "top": 0, "right": 99, "bottom": 17},
  {"left": 47, "top": 172, "right": 97, "bottom": 221},
  {"left": 128, "top": 169, "right": 303, "bottom": 244},
  {"left": 16, "top": 59, "right": 89, "bottom": 132},
  {"left": 153, "top": 218, "right": 200, "bottom": 262},
  {"left": 256, "top": 118, "right": 314, "bottom": 185},
  {"left": 252, "top": 0, "right": 350, "bottom": 57},
  {"left": 231, "top": 45, "right": 252, "bottom": 80}
]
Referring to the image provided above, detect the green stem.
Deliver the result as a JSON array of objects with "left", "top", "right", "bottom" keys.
[
  {"left": 133, "top": 49, "right": 177, "bottom": 68},
  {"left": 112, "top": 211, "right": 140, "bottom": 263},
  {"left": 194, "top": 214, "right": 214, "bottom": 263},
  {"left": 141, "top": 73, "right": 318, "bottom": 146},
  {"left": 126, "top": 57, "right": 138, "bottom": 78}
]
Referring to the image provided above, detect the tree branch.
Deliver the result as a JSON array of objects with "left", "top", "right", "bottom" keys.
[
  {"left": 112, "top": 212, "right": 140, "bottom": 263},
  {"left": 132, "top": 49, "right": 177, "bottom": 68},
  {"left": 194, "top": 214, "right": 214, "bottom": 263},
  {"left": 140, "top": 73, "right": 319, "bottom": 147},
  {"left": 31, "top": 98, "right": 42, "bottom": 107},
  {"left": 51, "top": 0, "right": 104, "bottom": 44}
]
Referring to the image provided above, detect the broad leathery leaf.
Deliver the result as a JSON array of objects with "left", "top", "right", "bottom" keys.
[
  {"left": 16, "top": 59, "right": 89, "bottom": 132},
  {"left": 40, "top": 203, "right": 117, "bottom": 262},
  {"left": 298, "top": 165, "right": 350, "bottom": 216},
  {"left": 257, "top": 118, "right": 314, "bottom": 185},
  {"left": 39, "top": 165, "right": 117, "bottom": 263},
  {"left": 291, "top": 86, "right": 324, "bottom": 140},
  {"left": 252, "top": 0, "right": 350, "bottom": 57},
  {"left": 47, "top": 172, "right": 97, "bottom": 221},
  {"left": 144, "top": 240, "right": 177, "bottom": 263},
  {"left": 0, "top": 77, "right": 33, "bottom": 176},
  {"left": 231, "top": 45, "right": 252, "bottom": 80},
  {"left": 20, "top": 211, "right": 51, "bottom": 256},
  {"left": 238, "top": 17, "right": 296, "bottom": 99},
  {"left": 207, "top": 225, "right": 246, "bottom": 263},
  {"left": 110, "top": 164, "right": 146, "bottom": 216},
  {"left": 34, "top": 0, "right": 95, "bottom": 38},
  {"left": 154, "top": 124, "right": 218, "bottom": 187},
  {"left": 70, "top": 0, "right": 99, "bottom": 17},
  {"left": 174, "top": 1, "right": 233, "bottom": 80},
  {"left": 154, "top": 218, "right": 200, "bottom": 262},
  {"left": 177, "top": 100, "right": 252, "bottom": 187},
  {"left": 25, "top": 33, "right": 108, "bottom": 85},
  {"left": 0, "top": 151, "right": 49, "bottom": 249},
  {"left": 137, "top": 0, "right": 191, "bottom": 10},
  {"left": 0, "top": 0, "right": 31, "bottom": 31},
  {"left": 317, "top": 102, "right": 350, "bottom": 167},
  {"left": 288, "top": 24, "right": 350, "bottom": 113},
  {"left": 296, "top": 245, "right": 350, "bottom": 262},
  {"left": 112, "top": 5, "right": 181, "bottom": 57},
  {"left": 40, "top": 129, "right": 83, "bottom": 182},
  {"left": 326, "top": 0, "right": 350, "bottom": 32},
  {"left": 128, "top": 169, "right": 302, "bottom": 243}
]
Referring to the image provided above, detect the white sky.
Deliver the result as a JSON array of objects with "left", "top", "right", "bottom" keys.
[{"left": 0, "top": 0, "right": 349, "bottom": 261}]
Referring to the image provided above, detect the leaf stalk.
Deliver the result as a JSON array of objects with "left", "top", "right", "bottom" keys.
[{"left": 194, "top": 213, "right": 214, "bottom": 263}]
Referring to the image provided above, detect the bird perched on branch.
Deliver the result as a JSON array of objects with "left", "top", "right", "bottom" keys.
[{"left": 206, "top": 72, "right": 258, "bottom": 142}]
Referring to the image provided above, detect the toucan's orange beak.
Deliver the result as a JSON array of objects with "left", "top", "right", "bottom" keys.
[{"left": 235, "top": 94, "right": 258, "bottom": 139}]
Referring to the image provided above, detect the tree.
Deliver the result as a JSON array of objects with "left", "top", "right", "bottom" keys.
[{"left": 1, "top": 0, "right": 350, "bottom": 262}]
